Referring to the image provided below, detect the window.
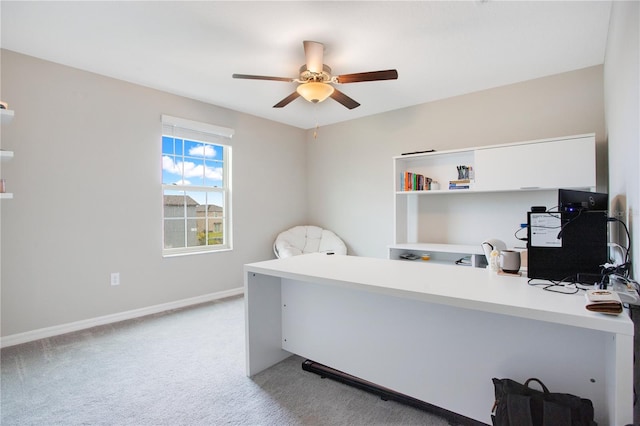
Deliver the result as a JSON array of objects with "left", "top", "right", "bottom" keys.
[{"left": 161, "top": 115, "right": 233, "bottom": 256}]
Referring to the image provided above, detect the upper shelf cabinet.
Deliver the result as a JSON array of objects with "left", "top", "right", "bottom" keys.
[
  {"left": 0, "top": 109, "right": 14, "bottom": 125},
  {"left": 394, "top": 134, "right": 596, "bottom": 194},
  {"left": 473, "top": 135, "right": 595, "bottom": 192}
]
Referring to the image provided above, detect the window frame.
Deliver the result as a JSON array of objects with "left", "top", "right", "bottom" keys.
[{"left": 161, "top": 115, "right": 234, "bottom": 257}]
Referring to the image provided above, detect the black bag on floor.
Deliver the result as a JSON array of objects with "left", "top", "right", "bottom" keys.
[{"left": 491, "top": 377, "right": 597, "bottom": 426}]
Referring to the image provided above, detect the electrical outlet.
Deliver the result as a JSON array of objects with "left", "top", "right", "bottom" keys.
[{"left": 110, "top": 272, "right": 120, "bottom": 286}]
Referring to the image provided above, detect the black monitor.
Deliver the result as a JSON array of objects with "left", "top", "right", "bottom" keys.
[{"left": 558, "top": 189, "right": 608, "bottom": 213}]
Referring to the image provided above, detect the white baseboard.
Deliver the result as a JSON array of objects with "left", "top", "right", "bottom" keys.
[{"left": 1, "top": 288, "right": 244, "bottom": 349}]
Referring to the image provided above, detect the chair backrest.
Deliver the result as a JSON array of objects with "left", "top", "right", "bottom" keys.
[{"left": 274, "top": 225, "right": 347, "bottom": 258}]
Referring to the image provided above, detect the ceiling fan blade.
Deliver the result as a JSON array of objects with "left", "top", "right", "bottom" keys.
[
  {"left": 335, "top": 69, "right": 398, "bottom": 84},
  {"left": 303, "top": 41, "right": 324, "bottom": 74},
  {"left": 273, "top": 92, "right": 301, "bottom": 108},
  {"left": 233, "top": 74, "right": 294, "bottom": 82},
  {"left": 330, "top": 89, "right": 360, "bottom": 110}
]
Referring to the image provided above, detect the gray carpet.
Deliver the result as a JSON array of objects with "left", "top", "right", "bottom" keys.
[{"left": 1, "top": 295, "right": 454, "bottom": 425}]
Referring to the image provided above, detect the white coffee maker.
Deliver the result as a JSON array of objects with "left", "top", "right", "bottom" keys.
[{"left": 481, "top": 238, "right": 507, "bottom": 264}]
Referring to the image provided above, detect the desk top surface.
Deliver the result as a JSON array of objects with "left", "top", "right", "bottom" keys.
[{"left": 245, "top": 253, "right": 633, "bottom": 335}]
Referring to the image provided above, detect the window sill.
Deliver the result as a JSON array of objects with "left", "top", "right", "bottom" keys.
[{"left": 162, "top": 247, "right": 233, "bottom": 258}]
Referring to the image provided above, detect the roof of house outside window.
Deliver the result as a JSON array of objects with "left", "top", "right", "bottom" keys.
[
  {"left": 163, "top": 195, "right": 199, "bottom": 206},
  {"left": 196, "top": 204, "right": 222, "bottom": 213}
]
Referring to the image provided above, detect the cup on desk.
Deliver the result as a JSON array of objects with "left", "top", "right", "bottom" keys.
[{"left": 500, "top": 250, "right": 521, "bottom": 274}]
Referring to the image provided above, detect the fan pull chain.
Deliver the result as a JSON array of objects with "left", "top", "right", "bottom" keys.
[{"left": 313, "top": 104, "right": 319, "bottom": 139}]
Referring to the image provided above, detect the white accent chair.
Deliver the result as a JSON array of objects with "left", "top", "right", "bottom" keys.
[{"left": 273, "top": 225, "right": 347, "bottom": 258}]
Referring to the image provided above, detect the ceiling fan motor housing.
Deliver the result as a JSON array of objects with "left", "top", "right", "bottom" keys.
[{"left": 299, "top": 64, "right": 332, "bottom": 83}]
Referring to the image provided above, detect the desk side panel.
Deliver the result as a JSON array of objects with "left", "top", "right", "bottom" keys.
[
  {"left": 281, "top": 278, "right": 613, "bottom": 424},
  {"left": 245, "top": 272, "right": 291, "bottom": 376},
  {"left": 606, "top": 333, "right": 634, "bottom": 425}
]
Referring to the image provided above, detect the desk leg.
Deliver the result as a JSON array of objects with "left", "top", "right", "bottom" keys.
[
  {"left": 607, "top": 332, "right": 633, "bottom": 425},
  {"left": 244, "top": 272, "right": 291, "bottom": 377}
]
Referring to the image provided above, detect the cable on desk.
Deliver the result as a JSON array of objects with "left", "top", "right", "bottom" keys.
[{"left": 527, "top": 277, "right": 584, "bottom": 295}]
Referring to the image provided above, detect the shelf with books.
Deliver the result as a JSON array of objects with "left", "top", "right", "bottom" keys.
[
  {"left": 395, "top": 148, "right": 474, "bottom": 194},
  {"left": 395, "top": 179, "right": 475, "bottom": 194}
]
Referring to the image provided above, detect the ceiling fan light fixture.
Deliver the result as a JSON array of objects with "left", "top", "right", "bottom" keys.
[
  {"left": 233, "top": 40, "right": 397, "bottom": 109},
  {"left": 296, "top": 82, "right": 334, "bottom": 103}
]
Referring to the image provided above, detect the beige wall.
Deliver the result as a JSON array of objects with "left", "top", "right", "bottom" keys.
[
  {"left": 0, "top": 53, "right": 618, "bottom": 340},
  {"left": 307, "top": 66, "right": 606, "bottom": 257},
  {"left": 0, "top": 50, "right": 307, "bottom": 337}
]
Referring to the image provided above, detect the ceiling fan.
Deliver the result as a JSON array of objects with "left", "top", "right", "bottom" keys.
[{"left": 232, "top": 41, "right": 398, "bottom": 110}]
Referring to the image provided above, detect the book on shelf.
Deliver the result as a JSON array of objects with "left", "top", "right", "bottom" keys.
[
  {"left": 401, "top": 172, "right": 433, "bottom": 191},
  {"left": 448, "top": 178, "right": 473, "bottom": 190},
  {"left": 403, "top": 172, "right": 413, "bottom": 191}
]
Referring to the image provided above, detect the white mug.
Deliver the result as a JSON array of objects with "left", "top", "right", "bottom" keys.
[{"left": 500, "top": 250, "right": 521, "bottom": 273}]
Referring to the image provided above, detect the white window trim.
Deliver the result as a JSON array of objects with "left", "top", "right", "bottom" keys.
[
  {"left": 161, "top": 114, "right": 234, "bottom": 139},
  {"left": 161, "top": 115, "right": 233, "bottom": 256}
]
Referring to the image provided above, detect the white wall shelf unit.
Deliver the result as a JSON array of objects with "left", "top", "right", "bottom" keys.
[
  {"left": 1, "top": 150, "right": 14, "bottom": 161},
  {"left": 391, "top": 134, "right": 597, "bottom": 265},
  {"left": 1, "top": 109, "right": 15, "bottom": 199}
]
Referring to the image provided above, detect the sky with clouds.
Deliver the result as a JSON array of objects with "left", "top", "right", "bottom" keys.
[{"left": 162, "top": 136, "right": 225, "bottom": 206}]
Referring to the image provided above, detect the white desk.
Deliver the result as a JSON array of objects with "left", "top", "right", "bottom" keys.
[{"left": 244, "top": 254, "right": 633, "bottom": 425}]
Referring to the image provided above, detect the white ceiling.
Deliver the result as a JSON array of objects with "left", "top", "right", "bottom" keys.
[{"left": 1, "top": 1, "right": 612, "bottom": 129}]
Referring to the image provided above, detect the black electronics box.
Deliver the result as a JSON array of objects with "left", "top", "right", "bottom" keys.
[{"left": 527, "top": 210, "right": 608, "bottom": 281}]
